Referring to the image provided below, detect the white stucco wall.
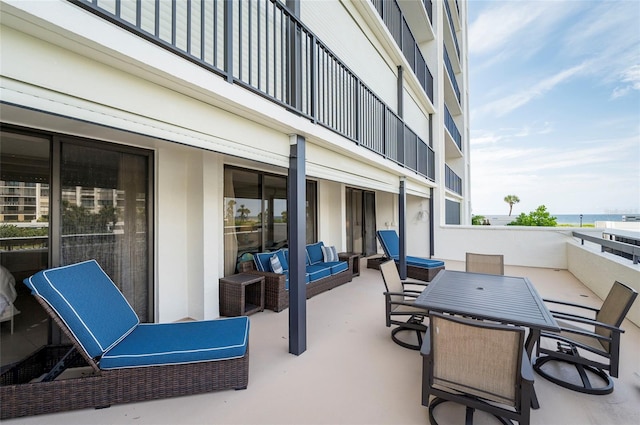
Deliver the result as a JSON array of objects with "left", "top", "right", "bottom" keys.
[
  {"left": 567, "top": 242, "right": 640, "bottom": 327},
  {"left": 435, "top": 225, "right": 575, "bottom": 268}
]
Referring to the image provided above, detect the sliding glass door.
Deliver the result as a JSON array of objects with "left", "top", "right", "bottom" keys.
[
  {"left": 0, "top": 127, "right": 153, "bottom": 367},
  {"left": 59, "top": 141, "right": 152, "bottom": 320}
]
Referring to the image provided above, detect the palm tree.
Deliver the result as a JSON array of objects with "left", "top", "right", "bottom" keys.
[{"left": 504, "top": 195, "right": 520, "bottom": 216}]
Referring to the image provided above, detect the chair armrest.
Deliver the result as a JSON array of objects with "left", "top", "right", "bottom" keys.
[
  {"left": 520, "top": 351, "right": 534, "bottom": 383},
  {"left": 384, "top": 293, "right": 426, "bottom": 310},
  {"left": 553, "top": 312, "right": 626, "bottom": 334},
  {"left": 402, "top": 281, "right": 429, "bottom": 288},
  {"left": 544, "top": 298, "right": 599, "bottom": 314},
  {"left": 420, "top": 331, "right": 431, "bottom": 357}
]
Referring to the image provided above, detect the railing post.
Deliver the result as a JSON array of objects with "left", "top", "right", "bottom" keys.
[
  {"left": 287, "top": 0, "right": 302, "bottom": 111},
  {"left": 224, "top": 0, "right": 233, "bottom": 83}
]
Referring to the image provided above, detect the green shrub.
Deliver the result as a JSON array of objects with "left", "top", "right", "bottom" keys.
[{"left": 507, "top": 205, "right": 558, "bottom": 227}]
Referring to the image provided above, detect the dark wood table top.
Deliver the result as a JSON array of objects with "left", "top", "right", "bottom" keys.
[{"left": 414, "top": 270, "right": 559, "bottom": 332}]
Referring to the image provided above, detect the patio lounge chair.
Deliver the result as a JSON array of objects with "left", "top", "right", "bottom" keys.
[
  {"left": 379, "top": 260, "right": 428, "bottom": 350},
  {"left": 376, "top": 230, "right": 444, "bottom": 281},
  {"left": 0, "top": 260, "right": 249, "bottom": 419},
  {"left": 421, "top": 312, "right": 533, "bottom": 425},
  {"left": 534, "top": 280, "right": 637, "bottom": 395},
  {"left": 465, "top": 252, "right": 504, "bottom": 275}
]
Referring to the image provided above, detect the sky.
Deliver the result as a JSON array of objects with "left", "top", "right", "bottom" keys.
[{"left": 466, "top": 0, "right": 640, "bottom": 215}]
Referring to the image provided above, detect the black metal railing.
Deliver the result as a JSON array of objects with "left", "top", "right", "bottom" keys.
[
  {"left": 71, "top": 0, "right": 435, "bottom": 181},
  {"left": 370, "top": 0, "right": 434, "bottom": 102},
  {"left": 444, "top": 105, "right": 462, "bottom": 151},
  {"left": 444, "top": 0, "right": 460, "bottom": 61},
  {"left": 443, "top": 46, "right": 460, "bottom": 105},
  {"left": 445, "top": 165, "right": 462, "bottom": 195},
  {"left": 573, "top": 231, "right": 640, "bottom": 264}
]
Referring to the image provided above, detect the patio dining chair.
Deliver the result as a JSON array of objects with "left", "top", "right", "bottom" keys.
[
  {"left": 379, "top": 260, "right": 429, "bottom": 350},
  {"left": 421, "top": 312, "right": 533, "bottom": 425},
  {"left": 465, "top": 252, "right": 504, "bottom": 275},
  {"left": 534, "top": 280, "right": 637, "bottom": 395}
]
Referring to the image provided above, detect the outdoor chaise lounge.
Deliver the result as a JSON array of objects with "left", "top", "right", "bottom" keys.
[
  {"left": 0, "top": 260, "right": 249, "bottom": 419},
  {"left": 376, "top": 230, "right": 444, "bottom": 281},
  {"left": 246, "top": 242, "right": 353, "bottom": 312}
]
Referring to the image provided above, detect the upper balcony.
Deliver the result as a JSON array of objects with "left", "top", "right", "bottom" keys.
[
  {"left": 68, "top": 0, "right": 436, "bottom": 181},
  {"left": 370, "top": 0, "right": 434, "bottom": 103}
]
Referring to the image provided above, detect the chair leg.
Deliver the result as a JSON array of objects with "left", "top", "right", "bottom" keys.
[
  {"left": 390, "top": 316, "right": 426, "bottom": 350},
  {"left": 428, "top": 397, "right": 515, "bottom": 425},
  {"left": 391, "top": 326, "right": 424, "bottom": 351},
  {"left": 533, "top": 355, "right": 613, "bottom": 395}
]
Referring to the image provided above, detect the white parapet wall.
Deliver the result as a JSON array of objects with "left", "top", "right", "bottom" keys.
[
  {"left": 567, "top": 242, "right": 640, "bottom": 327},
  {"left": 436, "top": 225, "right": 576, "bottom": 269}
]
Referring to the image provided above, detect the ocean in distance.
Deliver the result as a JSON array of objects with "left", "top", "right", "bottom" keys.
[{"left": 551, "top": 214, "right": 629, "bottom": 225}]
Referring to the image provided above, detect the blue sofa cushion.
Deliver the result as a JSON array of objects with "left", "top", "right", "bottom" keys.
[
  {"left": 23, "top": 260, "right": 139, "bottom": 359},
  {"left": 283, "top": 270, "right": 311, "bottom": 290},
  {"left": 324, "top": 261, "right": 349, "bottom": 275},
  {"left": 306, "top": 242, "right": 325, "bottom": 265},
  {"left": 306, "top": 264, "right": 332, "bottom": 282},
  {"left": 254, "top": 251, "right": 272, "bottom": 272},
  {"left": 254, "top": 249, "right": 288, "bottom": 272},
  {"left": 100, "top": 317, "right": 249, "bottom": 369}
]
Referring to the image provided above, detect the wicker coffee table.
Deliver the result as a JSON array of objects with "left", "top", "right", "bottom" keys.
[{"left": 219, "top": 273, "right": 265, "bottom": 316}]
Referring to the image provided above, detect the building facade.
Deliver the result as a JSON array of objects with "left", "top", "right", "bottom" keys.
[{"left": 0, "top": 0, "right": 468, "bottom": 359}]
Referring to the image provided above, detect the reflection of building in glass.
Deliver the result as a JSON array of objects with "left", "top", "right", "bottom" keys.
[
  {"left": 0, "top": 181, "right": 49, "bottom": 223},
  {"left": 61, "top": 187, "right": 123, "bottom": 214}
]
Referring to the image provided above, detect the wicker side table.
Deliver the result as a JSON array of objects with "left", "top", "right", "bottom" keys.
[
  {"left": 219, "top": 273, "right": 265, "bottom": 316},
  {"left": 338, "top": 252, "right": 361, "bottom": 277}
]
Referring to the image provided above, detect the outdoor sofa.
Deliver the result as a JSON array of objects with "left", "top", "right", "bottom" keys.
[
  {"left": 376, "top": 230, "right": 445, "bottom": 281},
  {"left": 246, "top": 242, "right": 353, "bottom": 312},
  {"left": 0, "top": 260, "right": 249, "bottom": 419}
]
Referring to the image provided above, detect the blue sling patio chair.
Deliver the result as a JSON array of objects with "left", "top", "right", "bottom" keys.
[
  {"left": 1, "top": 260, "right": 249, "bottom": 419},
  {"left": 376, "top": 230, "right": 444, "bottom": 281}
]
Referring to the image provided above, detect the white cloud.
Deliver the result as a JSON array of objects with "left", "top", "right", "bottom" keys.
[
  {"left": 611, "top": 65, "right": 640, "bottom": 99},
  {"left": 477, "top": 63, "right": 587, "bottom": 117},
  {"left": 470, "top": 136, "right": 640, "bottom": 214}
]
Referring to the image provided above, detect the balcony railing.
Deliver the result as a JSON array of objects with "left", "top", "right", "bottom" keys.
[
  {"left": 444, "top": 0, "right": 460, "bottom": 61},
  {"left": 370, "top": 0, "right": 434, "bottom": 102},
  {"left": 70, "top": 0, "right": 434, "bottom": 181},
  {"left": 445, "top": 164, "right": 462, "bottom": 195},
  {"left": 444, "top": 105, "right": 462, "bottom": 151},
  {"left": 443, "top": 46, "right": 460, "bottom": 105}
]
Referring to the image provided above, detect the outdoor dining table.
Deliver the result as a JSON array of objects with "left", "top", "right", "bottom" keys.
[{"left": 414, "top": 270, "right": 560, "bottom": 409}]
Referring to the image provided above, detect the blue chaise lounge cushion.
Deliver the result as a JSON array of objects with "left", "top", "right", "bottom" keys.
[
  {"left": 100, "top": 317, "right": 249, "bottom": 369},
  {"left": 24, "top": 260, "right": 140, "bottom": 359},
  {"left": 376, "top": 230, "right": 444, "bottom": 268}
]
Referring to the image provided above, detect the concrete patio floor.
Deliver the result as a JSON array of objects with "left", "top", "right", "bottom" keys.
[{"left": 4, "top": 259, "right": 640, "bottom": 425}]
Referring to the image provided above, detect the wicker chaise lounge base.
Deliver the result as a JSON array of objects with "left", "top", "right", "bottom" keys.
[
  {"left": 405, "top": 264, "right": 442, "bottom": 282},
  {"left": 1, "top": 260, "right": 250, "bottom": 419},
  {"left": 0, "top": 341, "right": 249, "bottom": 419},
  {"left": 247, "top": 256, "right": 353, "bottom": 312}
]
